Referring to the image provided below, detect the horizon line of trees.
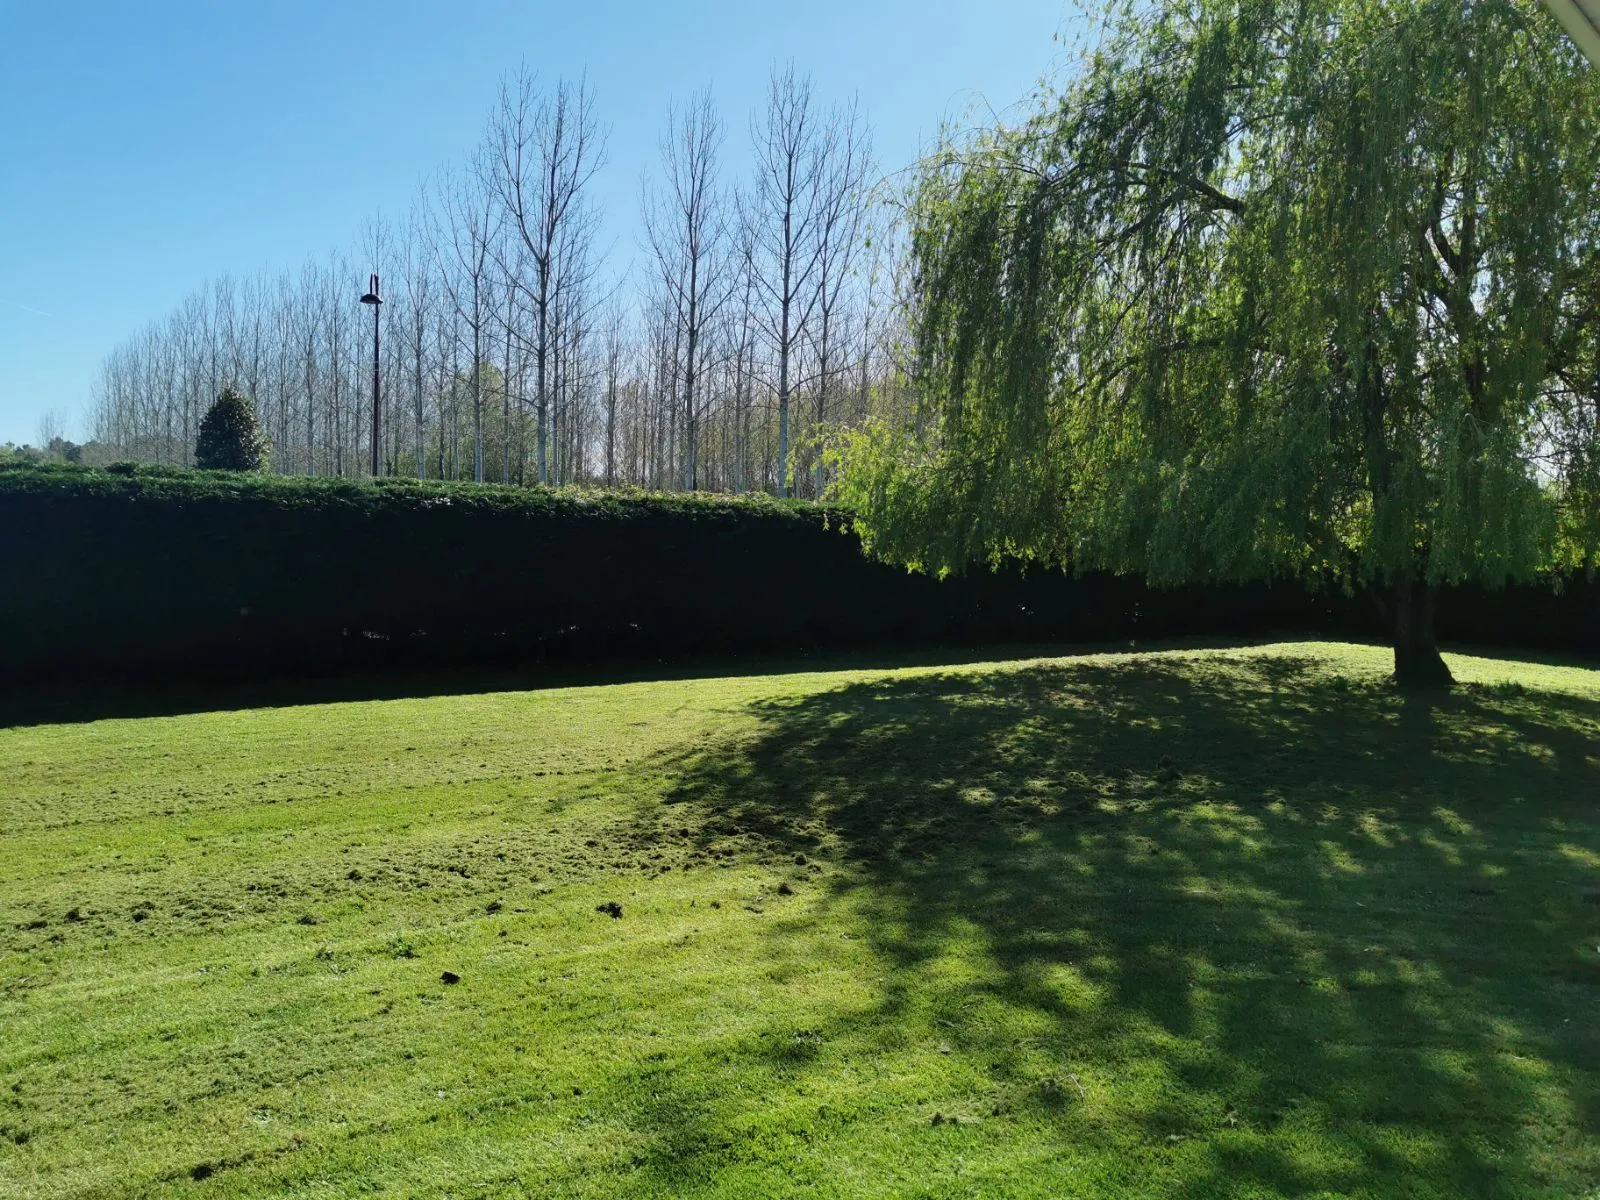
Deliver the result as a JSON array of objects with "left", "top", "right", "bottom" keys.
[{"left": 80, "top": 64, "right": 916, "bottom": 498}]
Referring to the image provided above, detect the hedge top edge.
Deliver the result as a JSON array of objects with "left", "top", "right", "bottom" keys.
[{"left": 0, "top": 460, "right": 848, "bottom": 523}]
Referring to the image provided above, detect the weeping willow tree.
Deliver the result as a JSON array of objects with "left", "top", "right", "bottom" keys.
[{"left": 836, "top": 0, "right": 1600, "bottom": 686}]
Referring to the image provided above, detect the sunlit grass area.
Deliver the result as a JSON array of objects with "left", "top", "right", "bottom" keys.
[{"left": 2, "top": 642, "right": 1597, "bottom": 1198}]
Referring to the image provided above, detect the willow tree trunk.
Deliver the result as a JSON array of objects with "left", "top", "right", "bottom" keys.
[{"left": 1384, "top": 577, "right": 1453, "bottom": 688}]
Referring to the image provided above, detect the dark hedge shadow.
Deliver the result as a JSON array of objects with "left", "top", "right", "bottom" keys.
[
  {"left": 650, "top": 655, "right": 1600, "bottom": 1197},
  {"left": 0, "top": 635, "right": 1279, "bottom": 730}
]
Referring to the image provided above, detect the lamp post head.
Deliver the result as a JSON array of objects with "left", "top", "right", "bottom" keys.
[{"left": 360, "top": 272, "right": 383, "bottom": 306}]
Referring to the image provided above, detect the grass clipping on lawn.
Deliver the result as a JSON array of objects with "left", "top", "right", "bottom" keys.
[{"left": 1, "top": 641, "right": 1597, "bottom": 1199}]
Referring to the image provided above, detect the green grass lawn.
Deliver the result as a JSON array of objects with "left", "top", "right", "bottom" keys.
[{"left": 2, "top": 642, "right": 1597, "bottom": 1198}]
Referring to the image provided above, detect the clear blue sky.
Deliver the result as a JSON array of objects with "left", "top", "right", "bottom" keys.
[{"left": 0, "top": 0, "right": 1076, "bottom": 445}]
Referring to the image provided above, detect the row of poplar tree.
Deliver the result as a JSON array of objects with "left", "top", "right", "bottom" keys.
[{"left": 86, "top": 65, "right": 913, "bottom": 498}]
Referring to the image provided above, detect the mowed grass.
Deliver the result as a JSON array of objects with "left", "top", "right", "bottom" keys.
[{"left": 1, "top": 642, "right": 1598, "bottom": 1199}]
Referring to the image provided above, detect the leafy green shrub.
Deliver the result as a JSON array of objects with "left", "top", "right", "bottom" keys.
[{"left": 194, "top": 389, "right": 266, "bottom": 472}]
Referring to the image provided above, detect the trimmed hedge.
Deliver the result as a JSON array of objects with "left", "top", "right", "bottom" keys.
[{"left": 0, "top": 461, "right": 1594, "bottom": 685}]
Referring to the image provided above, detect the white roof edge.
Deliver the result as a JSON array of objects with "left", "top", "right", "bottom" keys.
[{"left": 1543, "top": 0, "right": 1600, "bottom": 66}]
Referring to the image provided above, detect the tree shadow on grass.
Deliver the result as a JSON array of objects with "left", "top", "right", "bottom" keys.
[{"left": 652, "top": 654, "right": 1600, "bottom": 1197}]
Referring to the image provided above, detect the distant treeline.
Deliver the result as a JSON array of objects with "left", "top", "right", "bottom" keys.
[
  {"left": 85, "top": 67, "right": 897, "bottom": 503},
  {"left": 0, "top": 462, "right": 1594, "bottom": 687}
]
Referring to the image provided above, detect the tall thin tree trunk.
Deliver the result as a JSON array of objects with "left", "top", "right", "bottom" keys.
[
  {"left": 537, "top": 283, "right": 549, "bottom": 485},
  {"left": 472, "top": 300, "right": 484, "bottom": 483},
  {"left": 605, "top": 376, "right": 616, "bottom": 487},
  {"left": 502, "top": 306, "right": 513, "bottom": 485},
  {"left": 414, "top": 323, "right": 425, "bottom": 480},
  {"left": 684, "top": 303, "right": 699, "bottom": 492},
  {"left": 778, "top": 280, "right": 791, "bottom": 498}
]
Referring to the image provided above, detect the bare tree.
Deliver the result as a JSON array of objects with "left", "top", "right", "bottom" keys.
[
  {"left": 36, "top": 408, "right": 65, "bottom": 453},
  {"left": 292, "top": 259, "right": 323, "bottom": 475},
  {"left": 320, "top": 258, "right": 349, "bottom": 476},
  {"left": 804, "top": 98, "right": 871, "bottom": 497},
  {"left": 398, "top": 207, "right": 435, "bottom": 478},
  {"left": 83, "top": 64, "right": 901, "bottom": 496},
  {"left": 498, "top": 249, "right": 520, "bottom": 484},
  {"left": 433, "top": 152, "right": 501, "bottom": 483},
  {"left": 645, "top": 88, "right": 730, "bottom": 492},
  {"left": 750, "top": 64, "right": 829, "bottom": 497},
  {"left": 601, "top": 299, "right": 628, "bottom": 487},
  {"left": 266, "top": 272, "right": 295, "bottom": 471},
  {"left": 491, "top": 68, "right": 606, "bottom": 486},
  {"left": 727, "top": 204, "right": 761, "bottom": 492}
]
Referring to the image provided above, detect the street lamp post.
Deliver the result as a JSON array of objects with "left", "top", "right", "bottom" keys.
[{"left": 360, "top": 274, "right": 383, "bottom": 476}]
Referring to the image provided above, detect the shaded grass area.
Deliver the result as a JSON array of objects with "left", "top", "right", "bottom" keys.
[
  {"left": 0, "top": 642, "right": 1596, "bottom": 1197},
  {"left": 0, "top": 638, "right": 1183, "bottom": 730}
]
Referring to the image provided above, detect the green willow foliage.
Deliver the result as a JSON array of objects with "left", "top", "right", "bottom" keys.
[{"left": 837, "top": 0, "right": 1600, "bottom": 589}]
